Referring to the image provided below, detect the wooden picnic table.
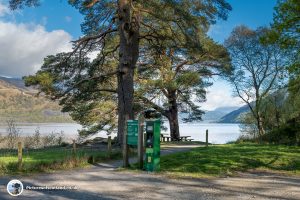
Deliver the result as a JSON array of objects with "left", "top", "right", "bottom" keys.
[
  {"left": 179, "top": 136, "right": 191, "bottom": 141},
  {"left": 160, "top": 134, "right": 172, "bottom": 142},
  {"left": 160, "top": 134, "right": 192, "bottom": 142}
]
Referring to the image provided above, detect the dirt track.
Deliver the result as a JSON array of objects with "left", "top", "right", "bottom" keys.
[{"left": 0, "top": 146, "right": 299, "bottom": 200}]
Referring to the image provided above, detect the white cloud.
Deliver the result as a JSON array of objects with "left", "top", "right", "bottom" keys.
[
  {"left": 0, "top": 21, "right": 72, "bottom": 77},
  {"left": 0, "top": 2, "right": 9, "bottom": 17},
  {"left": 199, "top": 80, "right": 244, "bottom": 111},
  {"left": 87, "top": 51, "right": 98, "bottom": 60}
]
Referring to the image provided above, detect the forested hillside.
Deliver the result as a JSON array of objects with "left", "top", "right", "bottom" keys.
[
  {"left": 218, "top": 105, "right": 250, "bottom": 123},
  {"left": 0, "top": 78, "right": 72, "bottom": 123}
]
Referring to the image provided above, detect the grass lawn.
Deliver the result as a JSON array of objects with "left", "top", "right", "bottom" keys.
[
  {"left": 160, "top": 143, "right": 300, "bottom": 178},
  {"left": 0, "top": 148, "right": 122, "bottom": 175}
]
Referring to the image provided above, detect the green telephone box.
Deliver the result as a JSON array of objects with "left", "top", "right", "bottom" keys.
[{"left": 144, "top": 119, "right": 161, "bottom": 172}]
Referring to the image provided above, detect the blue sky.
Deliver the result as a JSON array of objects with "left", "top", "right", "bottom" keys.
[
  {"left": 0, "top": 0, "right": 277, "bottom": 110},
  {"left": 204, "top": 0, "right": 277, "bottom": 110},
  {"left": 5, "top": 0, "right": 277, "bottom": 41},
  {"left": 209, "top": 0, "right": 277, "bottom": 43}
]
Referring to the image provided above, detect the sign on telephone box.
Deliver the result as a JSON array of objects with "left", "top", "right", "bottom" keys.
[{"left": 127, "top": 120, "right": 138, "bottom": 146}]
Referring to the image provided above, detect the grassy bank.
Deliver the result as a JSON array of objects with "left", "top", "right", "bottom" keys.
[
  {"left": 160, "top": 143, "right": 300, "bottom": 178},
  {"left": 0, "top": 148, "right": 122, "bottom": 175}
]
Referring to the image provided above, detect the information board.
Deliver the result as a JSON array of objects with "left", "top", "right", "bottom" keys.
[{"left": 127, "top": 120, "right": 138, "bottom": 146}]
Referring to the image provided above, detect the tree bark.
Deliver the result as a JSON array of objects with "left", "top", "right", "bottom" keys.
[
  {"left": 117, "top": 0, "right": 140, "bottom": 145},
  {"left": 257, "top": 112, "right": 265, "bottom": 137},
  {"left": 167, "top": 90, "right": 180, "bottom": 140}
]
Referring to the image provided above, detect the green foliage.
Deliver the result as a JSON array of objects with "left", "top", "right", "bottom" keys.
[
  {"left": 136, "top": 28, "right": 231, "bottom": 123},
  {"left": 261, "top": 125, "right": 300, "bottom": 146},
  {"left": 10, "top": 0, "right": 232, "bottom": 138},
  {"left": 264, "top": 0, "right": 300, "bottom": 49},
  {"left": 239, "top": 88, "right": 300, "bottom": 145},
  {"left": 258, "top": 0, "right": 300, "bottom": 146},
  {"left": 160, "top": 144, "right": 300, "bottom": 177},
  {"left": 264, "top": 0, "right": 300, "bottom": 106},
  {"left": 226, "top": 25, "right": 289, "bottom": 136},
  {"left": 24, "top": 72, "right": 55, "bottom": 95},
  {"left": 23, "top": 51, "right": 118, "bottom": 136}
]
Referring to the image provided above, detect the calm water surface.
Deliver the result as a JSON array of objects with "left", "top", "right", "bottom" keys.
[{"left": 0, "top": 123, "right": 241, "bottom": 144}]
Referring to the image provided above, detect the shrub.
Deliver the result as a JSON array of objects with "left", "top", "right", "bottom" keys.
[
  {"left": 235, "top": 134, "right": 256, "bottom": 144},
  {"left": 23, "top": 136, "right": 33, "bottom": 149},
  {"left": 5, "top": 119, "right": 20, "bottom": 149},
  {"left": 43, "top": 132, "right": 57, "bottom": 147},
  {"left": 56, "top": 131, "right": 65, "bottom": 146},
  {"left": 32, "top": 127, "right": 41, "bottom": 148},
  {"left": 261, "top": 124, "right": 300, "bottom": 145}
]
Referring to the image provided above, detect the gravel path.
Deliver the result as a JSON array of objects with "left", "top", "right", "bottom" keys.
[{"left": 0, "top": 145, "right": 299, "bottom": 200}]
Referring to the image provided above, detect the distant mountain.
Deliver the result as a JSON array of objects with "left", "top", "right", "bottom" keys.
[
  {"left": 179, "top": 106, "right": 240, "bottom": 123},
  {"left": 0, "top": 76, "right": 28, "bottom": 90},
  {"left": 201, "top": 106, "right": 240, "bottom": 122},
  {"left": 213, "top": 106, "right": 240, "bottom": 113},
  {"left": 218, "top": 105, "right": 250, "bottom": 123},
  {"left": 0, "top": 77, "right": 73, "bottom": 123}
]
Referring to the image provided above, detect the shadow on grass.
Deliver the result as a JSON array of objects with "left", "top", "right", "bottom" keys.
[{"left": 160, "top": 144, "right": 300, "bottom": 176}]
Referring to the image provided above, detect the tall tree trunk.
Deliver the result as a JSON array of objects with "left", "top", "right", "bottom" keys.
[
  {"left": 255, "top": 98, "right": 265, "bottom": 139},
  {"left": 168, "top": 90, "right": 180, "bottom": 140},
  {"left": 117, "top": 0, "right": 140, "bottom": 145},
  {"left": 257, "top": 112, "right": 265, "bottom": 137}
]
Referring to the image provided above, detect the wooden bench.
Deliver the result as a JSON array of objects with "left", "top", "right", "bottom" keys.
[
  {"left": 161, "top": 134, "right": 172, "bottom": 142},
  {"left": 179, "top": 136, "right": 191, "bottom": 141},
  {"left": 160, "top": 135, "right": 193, "bottom": 142}
]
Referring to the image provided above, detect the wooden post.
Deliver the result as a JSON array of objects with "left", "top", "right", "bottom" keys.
[
  {"left": 206, "top": 129, "right": 208, "bottom": 147},
  {"left": 18, "top": 142, "right": 22, "bottom": 170},
  {"left": 138, "top": 114, "right": 144, "bottom": 169},
  {"left": 72, "top": 140, "right": 76, "bottom": 154},
  {"left": 107, "top": 136, "right": 112, "bottom": 158},
  {"left": 123, "top": 116, "right": 129, "bottom": 167}
]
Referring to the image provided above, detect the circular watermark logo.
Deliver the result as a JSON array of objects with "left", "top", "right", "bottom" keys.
[{"left": 7, "top": 179, "right": 23, "bottom": 196}]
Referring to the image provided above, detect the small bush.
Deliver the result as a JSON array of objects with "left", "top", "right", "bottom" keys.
[
  {"left": 32, "top": 127, "right": 41, "bottom": 148},
  {"left": 261, "top": 124, "right": 300, "bottom": 145},
  {"left": 42, "top": 132, "right": 57, "bottom": 147},
  {"left": 56, "top": 131, "right": 65, "bottom": 146},
  {"left": 23, "top": 136, "right": 33, "bottom": 149},
  {"left": 5, "top": 119, "right": 20, "bottom": 149},
  {"left": 60, "top": 142, "right": 69, "bottom": 147},
  {"left": 235, "top": 135, "right": 256, "bottom": 144}
]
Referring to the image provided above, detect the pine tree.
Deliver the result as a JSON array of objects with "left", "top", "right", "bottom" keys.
[
  {"left": 10, "top": 0, "right": 232, "bottom": 144},
  {"left": 136, "top": 31, "right": 230, "bottom": 140}
]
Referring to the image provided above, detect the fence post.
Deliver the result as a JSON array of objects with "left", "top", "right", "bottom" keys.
[
  {"left": 72, "top": 140, "right": 76, "bottom": 154},
  {"left": 123, "top": 116, "right": 129, "bottom": 168},
  {"left": 206, "top": 129, "right": 208, "bottom": 147},
  {"left": 18, "top": 142, "right": 22, "bottom": 170},
  {"left": 107, "top": 136, "right": 112, "bottom": 158},
  {"left": 138, "top": 115, "right": 144, "bottom": 169}
]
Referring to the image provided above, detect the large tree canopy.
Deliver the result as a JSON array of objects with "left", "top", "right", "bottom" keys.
[
  {"left": 225, "top": 25, "right": 288, "bottom": 137},
  {"left": 136, "top": 32, "right": 231, "bottom": 140},
  {"left": 263, "top": 0, "right": 300, "bottom": 97},
  {"left": 10, "top": 0, "right": 232, "bottom": 144}
]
